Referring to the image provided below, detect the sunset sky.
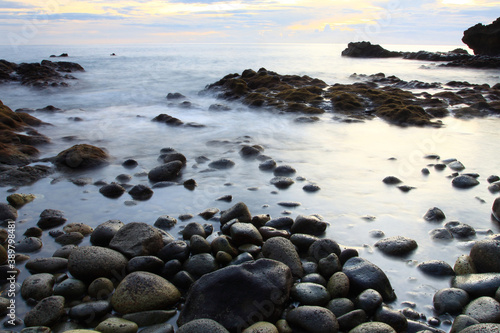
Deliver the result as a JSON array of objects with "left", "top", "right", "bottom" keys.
[{"left": 0, "top": 0, "right": 498, "bottom": 45}]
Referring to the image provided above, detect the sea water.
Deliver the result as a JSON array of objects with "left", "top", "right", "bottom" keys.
[{"left": 1, "top": 43, "right": 500, "bottom": 331}]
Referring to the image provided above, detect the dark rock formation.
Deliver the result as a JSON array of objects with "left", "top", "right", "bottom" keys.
[
  {"left": 54, "top": 144, "right": 109, "bottom": 170},
  {"left": 0, "top": 59, "right": 84, "bottom": 87},
  {"left": 341, "top": 42, "right": 402, "bottom": 58},
  {"left": 462, "top": 17, "right": 500, "bottom": 56}
]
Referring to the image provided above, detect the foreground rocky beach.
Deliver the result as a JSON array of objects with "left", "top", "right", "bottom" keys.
[{"left": 1, "top": 45, "right": 500, "bottom": 333}]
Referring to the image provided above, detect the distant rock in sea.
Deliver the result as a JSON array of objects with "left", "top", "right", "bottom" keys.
[
  {"left": 341, "top": 41, "right": 402, "bottom": 58},
  {"left": 462, "top": 17, "right": 500, "bottom": 56}
]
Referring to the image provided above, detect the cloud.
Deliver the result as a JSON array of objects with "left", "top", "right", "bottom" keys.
[{"left": 0, "top": 0, "right": 30, "bottom": 9}]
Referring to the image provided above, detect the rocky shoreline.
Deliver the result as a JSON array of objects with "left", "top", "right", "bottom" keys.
[{"left": 0, "top": 57, "right": 500, "bottom": 333}]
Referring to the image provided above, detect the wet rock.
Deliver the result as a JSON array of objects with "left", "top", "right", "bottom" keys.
[
  {"left": 417, "top": 260, "right": 455, "bottom": 276},
  {"left": 139, "top": 323, "right": 175, "bottom": 333},
  {"left": 462, "top": 18, "right": 500, "bottom": 56},
  {"left": 327, "top": 271, "right": 350, "bottom": 299},
  {"left": 68, "top": 246, "right": 128, "bottom": 281},
  {"left": 177, "top": 319, "right": 230, "bottom": 333},
  {"left": 452, "top": 273, "right": 500, "bottom": 297},
  {"left": 152, "top": 113, "right": 183, "bottom": 126},
  {"left": 429, "top": 228, "right": 453, "bottom": 240},
  {"left": 460, "top": 323, "right": 500, "bottom": 332},
  {"left": 406, "top": 320, "right": 446, "bottom": 333},
  {"left": 21, "top": 273, "right": 55, "bottom": 301},
  {"left": 259, "top": 159, "right": 276, "bottom": 171},
  {"left": 242, "top": 322, "right": 278, "bottom": 333},
  {"left": 262, "top": 236, "right": 303, "bottom": 277},
  {"left": 303, "top": 183, "right": 321, "bottom": 192},
  {"left": 273, "top": 165, "right": 296, "bottom": 177},
  {"left": 16, "top": 237, "right": 43, "bottom": 253},
  {"left": 52, "top": 244, "right": 77, "bottom": 259},
  {"left": 450, "top": 315, "right": 480, "bottom": 333},
  {"left": 122, "top": 159, "right": 138, "bottom": 169},
  {"left": 90, "top": 219, "right": 124, "bottom": 246},
  {"left": 111, "top": 271, "right": 181, "bottom": 314},
  {"left": 95, "top": 317, "right": 138, "bottom": 333},
  {"left": 349, "top": 322, "right": 396, "bottom": 333},
  {"left": 291, "top": 282, "right": 330, "bottom": 306},
  {"left": 308, "top": 238, "right": 341, "bottom": 261},
  {"left": 374, "top": 236, "right": 417, "bottom": 256},
  {"left": 183, "top": 253, "right": 218, "bottom": 278},
  {"left": 342, "top": 41, "right": 402, "bottom": 58},
  {"left": 449, "top": 161, "right": 466, "bottom": 171},
  {"left": 127, "top": 256, "right": 164, "bottom": 274},
  {"left": 37, "top": 209, "right": 67, "bottom": 229},
  {"left": 424, "top": 207, "right": 446, "bottom": 222},
  {"left": 433, "top": 288, "right": 469, "bottom": 315},
  {"left": 55, "top": 144, "right": 108, "bottom": 170},
  {"left": 318, "top": 253, "right": 341, "bottom": 278},
  {"left": 343, "top": 257, "right": 396, "bottom": 302},
  {"left": 154, "top": 215, "right": 177, "bottom": 230},
  {"left": 23, "top": 296, "right": 65, "bottom": 327},
  {"left": 158, "top": 240, "right": 190, "bottom": 262},
  {"left": 178, "top": 259, "right": 293, "bottom": 332},
  {"left": 122, "top": 310, "right": 176, "bottom": 327},
  {"left": 69, "top": 300, "right": 112, "bottom": 321},
  {"left": 302, "top": 273, "right": 327, "bottom": 286},
  {"left": 464, "top": 296, "right": 500, "bottom": 323},
  {"left": 6, "top": 193, "right": 35, "bottom": 208},
  {"left": 488, "top": 175, "right": 500, "bottom": 183},
  {"left": 327, "top": 298, "right": 355, "bottom": 317},
  {"left": 99, "top": 183, "right": 126, "bottom": 198},
  {"left": 230, "top": 222, "right": 263, "bottom": 246},
  {"left": 470, "top": 239, "right": 500, "bottom": 273},
  {"left": 240, "top": 145, "right": 261, "bottom": 158},
  {"left": 287, "top": 305, "right": 339, "bottom": 333},
  {"left": 356, "top": 288, "right": 383, "bottom": 314},
  {"left": 208, "top": 158, "right": 235, "bottom": 170},
  {"left": 452, "top": 175, "right": 480, "bottom": 188},
  {"left": 148, "top": 161, "right": 183, "bottom": 183},
  {"left": 270, "top": 176, "right": 294, "bottom": 189},
  {"left": 220, "top": 202, "right": 252, "bottom": 224},
  {"left": 109, "top": 222, "right": 163, "bottom": 258},
  {"left": 88, "top": 277, "right": 114, "bottom": 299},
  {"left": 0, "top": 165, "right": 53, "bottom": 187},
  {"left": 493, "top": 197, "right": 500, "bottom": 221},
  {"left": 374, "top": 306, "right": 408, "bottom": 333},
  {"left": 291, "top": 215, "right": 328, "bottom": 235},
  {"left": 445, "top": 221, "right": 476, "bottom": 238},
  {"left": 337, "top": 309, "right": 367, "bottom": 332},
  {"left": 128, "top": 184, "right": 154, "bottom": 200},
  {"left": 454, "top": 254, "right": 477, "bottom": 275},
  {"left": 55, "top": 231, "right": 84, "bottom": 245},
  {"left": 382, "top": 176, "right": 402, "bottom": 185},
  {"left": 25, "top": 257, "right": 68, "bottom": 273},
  {"left": 53, "top": 278, "right": 86, "bottom": 300}
]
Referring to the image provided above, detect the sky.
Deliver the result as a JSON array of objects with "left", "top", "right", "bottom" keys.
[{"left": 0, "top": 0, "right": 499, "bottom": 46}]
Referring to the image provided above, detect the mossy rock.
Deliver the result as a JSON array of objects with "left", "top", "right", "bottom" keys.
[
  {"left": 55, "top": 144, "right": 109, "bottom": 170},
  {"left": 376, "top": 104, "right": 434, "bottom": 126},
  {"left": 330, "top": 92, "right": 364, "bottom": 112}
]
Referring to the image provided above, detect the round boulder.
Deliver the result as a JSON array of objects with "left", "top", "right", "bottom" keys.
[
  {"left": 464, "top": 296, "right": 500, "bottom": 323},
  {"left": 109, "top": 222, "right": 164, "bottom": 258},
  {"left": 90, "top": 219, "right": 124, "bottom": 247},
  {"left": 21, "top": 273, "right": 55, "bottom": 301},
  {"left": 111, "top": 271, "right": 181, "bottom": 314},
  {"left": 433, "top": 288, "right": 469, "bottom": 315},
  {"left": 68, "top": 246, "right": 128, "bottom": 281},
  {"left": 470, "top": 239, "right": 500, "bottom": 273},
  {"left": 23, "top": 296, "right": 65, "bottom": 327},
  {"left": 262, "top": 236, "right": 303, "bottom": 277},
  {"left": 291, "top": 282, "right": 330, "bottom": 306}
]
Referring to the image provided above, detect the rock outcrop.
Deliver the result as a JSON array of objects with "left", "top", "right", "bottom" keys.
[
  {"left": 462, "top": 17, "right": 500, "bottom": 56},
  {"left": 341, "top": 41, "right": 402, "bottom": 58}
]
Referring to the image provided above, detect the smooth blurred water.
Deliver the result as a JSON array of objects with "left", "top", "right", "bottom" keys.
[{"left": 1, "top": 43, "right": 499, "bottom": 331}]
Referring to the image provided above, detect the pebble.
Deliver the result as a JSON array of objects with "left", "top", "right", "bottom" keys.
[
  {"left": 493, "top": 197, "right": 500, "bottom": 221},
  {"left": 287, "top": 305, "right": 339, "bottom": 333},
  {"left": 374, "top": 306, "right": 408, "bottom": 333},
  {"left": 177, "top": 318, "right": 229, "bottom": 333},
  {"left": 349, "top": 322, "right": 396, "bottom": 333},
  {"left": 95, "top": 317, "right": 138, "bottom": 333},
  {"left": 0, "top": 203, "right": 18, "bottom": 221},
  {"left": 88, "top": 277, "right": 114, "bottom": 299},
  {"left": 183, "top": 253, "right": 218, "bottom": 278},
  {"left": 423, "top": 207, "right": 446, "bottom": 222},
  {"left": 327, "top": 297, "right": 355, "bottom": 317},
  {"left": 109, "top": 222, "right": 164, "bottom": 258},
  {"left": 429, "top": 228, "right": 453, "bottom": 240},
  {"left": 444, "top": 221, "right": 476, "bottom": 238},
  {"left": 356, "top": 288, "right": 383, "bottom": 314},
  {"left": 157, "top": 240, "right": 190, "bottom": 262},
  {"left": 449, "top": 315, "right": 479, "bottom": 333},
  {"left": 382, "top": 176, "right": 402, "bottom": 185},
  {"left": 230, "top": 222, "right": 263, "bottom": 246},
  {"left": 452, "top": 175, "right": 480, "bottom": 188},
  {"left": 470, "top": 239, "right": 500, "bottom": 273},
  {"left": 23, "top": 227, "right": 42, "bottom": 238},
  {"left": 417, "top": 260, "right": 455, "bottom": 276},
  {"left": 90, "top": 219, "right": 124, "bottom": 246},
  {"left": 242, "top": 322, "right": 278, "bottom": 333},
  {"left": 318, "top": 253, "right": 341, "bottom": 278},
  {"left": 337, "top": 309, "right": 367, "bottom": 332},
  {"left": 55, "top": 231, "right": 84, "bottom": 245},
  {"left": 190, "top": 235, "right": 211, "bottom": 254},
  {"left": 127, "top": 256, "right": 164, "bottom": 274},
  {"left": 139, "top": 323, "right": 174, "bottom": 333},
  {"left": 37, "top": 209, "right": 67, "bottom": 229},
  {"left": 16, "top": 237, "right": 43, "bottom": 253},
  {"left": 452, "top": 273, "right": 500, "bottom": 298},
  {"left": 208, "top": 158, "right": 235, "bottom": 170},
  {"left": 182, "top": 222, "right": 206, "bottom": 240},
  {"left": 99, "top": 183, "right": 126, "bottom": 198},
  {"left": 148, "top": 161, "right": 183, "bottom": 182},
  {"left": 454, "top": 254, "right": 477, "bottom": 275},
  {"left": 270, "top": 176, "right": 295, "bottom": 189},
  {"left": 327, "top": 271, "right": 350, "bottom": 298},
  {"left": 21, "top": 273, "right": 55, "bottom": 301},
  {"left": 122, "top": 310, "right": 177, "bottom": 327},
  {"left": 69, "top": 300, "right": 112, "bottom": 321},
  {"left": 374, "top": 236, "right": 418, "bottom": 256},
  {"left": 262, "top": 236, "right": 303, "bottom": 277},
  {"left": 291, "top": 215, "right": 328, "bottom": 236},
  {"left": 53, "top": 278, "right": 86, "bottom": 300},
  {"left": 68, "top": 246, "right": 128, "bottom": 281},
  {"left": 291, "top": 282, "right": 330, "bottom": 306},
  {"left": 23, "top": 296, "right": 65, "bottom": 327},
  {"left": 259, "top": 159, "right": 277, "bottom": 171},
  {"left": 302, "top": 273, "right": 327, "bottom": 286},
  {"left": 63, "top": 223, "right": 93, "bottom": 235},
  {"left": 449, "top": 161, "right": 465, "bottom": 171},
  {"left": 25, "top": 257, "right": 68, "bottom": 273},
  {"left": 128, "top": 184, "right": 154, "bottom": 200},
  {"left": 273, "top": 165, "right": 296, "bottom": 177},
  {"left": 52, "top": 244, "right": 77, "bottom": 259},
  {"left": 303, "top": 183, "right": 321, "bottom": 192},
  {"left": 154, "top": 215, "right": 177, "bottom": 230},
  {"left": 220, "top": 202, "right": 252, "bottom": 224}
]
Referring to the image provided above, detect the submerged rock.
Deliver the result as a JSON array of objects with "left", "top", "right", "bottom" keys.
[
  {"left": 55, "top": 144, "right": 109, "bottom": 170},
  {"left": 452, "top": 175, "right": 480, "bottom": 188},
  {"left": 374, "top": 236, "right": 417, "bottom": 256}
]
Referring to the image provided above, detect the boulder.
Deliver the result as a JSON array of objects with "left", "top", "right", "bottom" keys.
[
  {"left": 0, "top": 203, "right": 17, "bottom": 221},
  {"left": 342, "top": 41, "right": 402, "bottom": 58},
  {"left": 433, "top": 288, "right": 469, "bottom": 315},
  {"left": 68, "top": 246, "right": 128, "bottom": 281},
  {"left": 464, "top": 296, "right": 500, "bottom": 323},
  {"left": 452, "top": 273, "right": 500, "bottom": 298},
  {"left": 470, "top": 239, "right": 500, "bottom": 273},
  {"left": 109, "top": 222, "right": 164, "bottom": 258},
  {"left": 23, "top": 296, "right": 65, "bottom": 327},
  {"left": 462, "top": 18, "right": 500, "bottom": 56},
  {"left": 54, "top": 144, "right": 109, "bottom": 170},
  {"left": 111, "top": 271, "right": 181, "bottom": 314},
  {"left": 90, "top": 219, "right": 124, "bottom": 246},
  {"left": 21, "top": 273, "right": 55, "bottom": 301},
  {"left": 177, "top": 259, "right": 293, "bottom": 332},
  {"left": 342, "top": 257, "right": 396, "bottom": 302}
]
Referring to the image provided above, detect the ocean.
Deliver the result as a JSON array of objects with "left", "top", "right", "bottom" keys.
[{"left": 1, "top": 43, "right": 500, "bottom": 331}]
